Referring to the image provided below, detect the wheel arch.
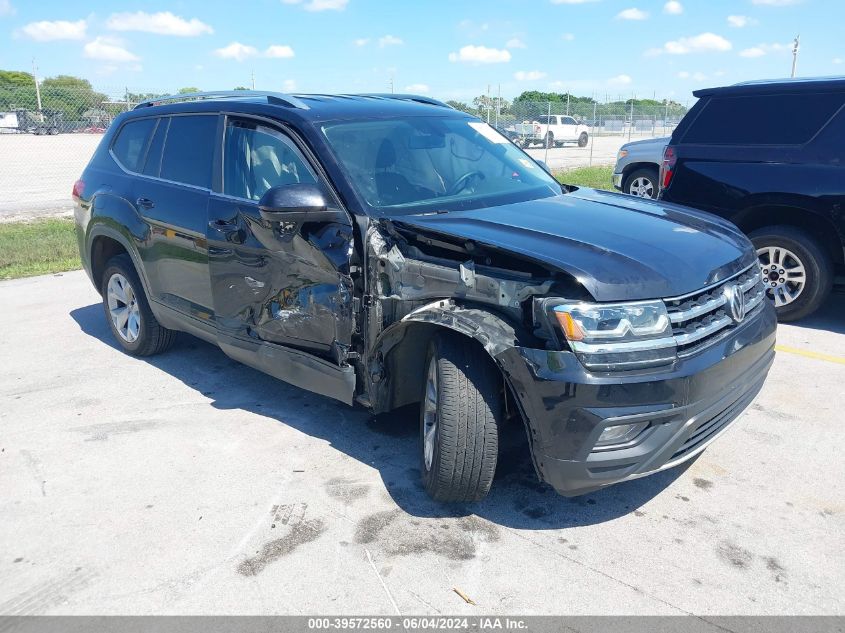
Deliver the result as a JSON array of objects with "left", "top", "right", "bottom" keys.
[
  {"left": 87, "top": 223, "right": 151, "bottom": 298},
  {"left": 369, "top": 300, "right": 525, "bottom": 415},
  {"left": 621, "top": 161, "right": 660, "bottom": 181},
  {"left": 733, "top": 205, "right": 843, "bottom": 266}
]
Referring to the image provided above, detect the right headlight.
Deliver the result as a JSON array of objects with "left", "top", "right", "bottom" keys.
[{"left": 549, "top": 300, "right": 677, "bottom": 371}]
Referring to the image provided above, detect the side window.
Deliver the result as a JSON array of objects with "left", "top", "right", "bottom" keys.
[
  {"left": 563, "top": 116, "right": 577, "bottom": 126},
  {"left": 111, "top": 118, "right": 156, "bottom": 172},
  {"left": 683, "top": 93, "right": 845, "bottom": 145},
  {"left": 223, "top": 119, "right": 318, "bottom": 201},
  {"left": 160, "top": 115, "right": 217, "bottom": 188},
  {"left": 537, "top": 115, "right": 551, "bottom": 125},
  {"left": 142, "top": 117, "right": 168, "bottom": 177}
]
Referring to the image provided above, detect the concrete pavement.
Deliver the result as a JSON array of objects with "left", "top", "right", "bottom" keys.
[{"left": 0, "top": 271, "right": 843, "bottom": 615}]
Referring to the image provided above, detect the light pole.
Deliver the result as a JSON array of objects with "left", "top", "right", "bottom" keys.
[{"left": 791, "top": 35, "right": 800, "bottom": 78}]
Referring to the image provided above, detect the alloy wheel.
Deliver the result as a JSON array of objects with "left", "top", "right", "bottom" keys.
[
  {"left": 422, "top": 356, "right": 439, "bottom": 471},
  {"left": 629, "top": 176, "right": 655, "bottom": 198},
  {"left": 107, "top": 273, "right": 141, "bottom": 343},
  {"left": 757, "top": 246, "right": 806, "bottom": 307}
]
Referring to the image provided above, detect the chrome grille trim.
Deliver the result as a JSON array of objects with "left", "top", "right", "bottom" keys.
[{"left": 664, "top": 264, "right": 766, "bottom": 356}]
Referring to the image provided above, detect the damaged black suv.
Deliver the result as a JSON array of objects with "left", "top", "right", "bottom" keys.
[{"left": 74, "top": 91, "right": 776, "bottom": 502}]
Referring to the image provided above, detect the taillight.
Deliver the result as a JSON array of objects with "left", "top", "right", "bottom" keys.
[
  {"left": 534, "top": 123, "right": 541, "bottom": 134},
  {"left": 660, "top": 145, "right": 677, "bottom": 191},
  {"left": 72, "top": 179, "right": 85, "bottom": 200}
]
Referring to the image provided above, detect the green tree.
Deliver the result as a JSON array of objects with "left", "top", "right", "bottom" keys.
[
  {"left": 233, "top": 86, "right": 249, "bottom": 91},
  {"left": 0, "top": 70, "right": 37, "bottom": 111},
  {"left": 178, "top": 86, "right": 201, "bottom": 94},
  {"left": 38, "top": 75, "right": 107, "bottom": 120}
]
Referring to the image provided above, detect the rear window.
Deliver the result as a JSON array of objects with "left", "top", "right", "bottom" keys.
[
  {"left": 160, "top": 115, "right": 217, "bottom": 188},
  {"left": 111, "top": 118, "right": 156, "bottom": 172},
  {"left": 682, "top": 92, "right": 845, "bottom": 145}
]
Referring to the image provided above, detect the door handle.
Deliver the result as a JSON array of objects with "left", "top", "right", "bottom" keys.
[{"left": 136, "top": 197, "right": 155, "bottom": 209}]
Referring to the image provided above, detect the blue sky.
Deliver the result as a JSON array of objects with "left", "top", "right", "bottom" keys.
[{"left": 1, "top": 0, "right": 842, "bottom": 102}]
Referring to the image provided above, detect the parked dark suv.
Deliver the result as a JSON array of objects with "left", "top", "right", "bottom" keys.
[
  {"left": 73, "top": 91, "right": 776, "bottom": 502},
  {"left": 660, "top": 77, "right": 845, "bottom": 321}
]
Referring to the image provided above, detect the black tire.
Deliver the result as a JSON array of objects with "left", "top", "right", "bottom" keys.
[
  {"left": 420, "top": 333, "right": 501, "bottom": 502},
  {"left": 623, "top": 167, "right": 659, "bottom": 199},
  {"left": 100, "top": 254, "right": 177, "bottom": 356},
  {"left": 544, "top": 132, "right": 554, "bottom": 149},
  {"left": 578, "top": 132, "right": 589, "bottom": 148},
  {"left": 749, "top": 225, "right": 833, "bottom": 322}
]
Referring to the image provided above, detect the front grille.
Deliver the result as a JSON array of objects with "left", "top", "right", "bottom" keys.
[{"left": 664, "top": 265, "right": 766, "bottom": 356}]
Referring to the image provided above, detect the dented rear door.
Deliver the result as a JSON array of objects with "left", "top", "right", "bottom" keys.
[{"left": 207, "top": 115, "right": 354, "bottom": 363}]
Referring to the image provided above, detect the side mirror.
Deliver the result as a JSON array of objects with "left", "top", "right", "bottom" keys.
[{"left": 258, "top": 184, "right": 342, "bottom": 223}]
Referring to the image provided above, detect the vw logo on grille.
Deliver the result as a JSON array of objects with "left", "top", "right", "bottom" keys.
[{"left": 722, "top": 283, "right": 746, "bottom": 323}]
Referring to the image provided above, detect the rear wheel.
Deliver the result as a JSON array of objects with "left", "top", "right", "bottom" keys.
[
  {"left": 749, "top": 225, "right": 832, "bottom": 322},
  {"left": 101, "top": 254, "right": 177, "bottom": 356},
  {"left": 544, "top": 132, "right": 554, "bottom": 149},
  {"left": 578, "top": 132, "right": 589, "bottom": 148},
  {"left": 623, "top": 167, "right": 659, "bottom": 199},
  {"left": 420, "top": 333, "right": 501, "bottom": 502}
]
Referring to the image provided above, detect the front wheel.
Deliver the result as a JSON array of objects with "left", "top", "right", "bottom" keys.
[
  {"left": 750, "top": 225, "right": 833, "bottom": 322},
  {"left": 578, "top": 132, "right": 589, "bottom": 147},
  {"left": 623, "top": 167, "right": 659, "bottom": 199},
  {"left": 420, "top": 333, "right": 501, "bottom": 502},
  {"left": 101, "top": 254, "right": 177, "bottom": 356}
]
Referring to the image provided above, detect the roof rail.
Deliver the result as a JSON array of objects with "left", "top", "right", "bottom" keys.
[
  {"left": 133, "top": 90, "right": 309, "bottom": 110},
  {"left": 357, "top": 93, "right": 453, "bottom": 109}
]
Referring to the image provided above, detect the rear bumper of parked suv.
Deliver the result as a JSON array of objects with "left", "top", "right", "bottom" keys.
[{"left": 497, "top": 301, "right": 776, "bottom": 496}]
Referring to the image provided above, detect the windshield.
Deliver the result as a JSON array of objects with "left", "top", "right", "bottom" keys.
[{"left": 320, "top": 116, "right": 561, "bottom": 215}]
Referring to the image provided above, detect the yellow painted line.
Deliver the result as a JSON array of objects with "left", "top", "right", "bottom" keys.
[{"left": 775, "top": 344, "right": 845, "bottom": 365}]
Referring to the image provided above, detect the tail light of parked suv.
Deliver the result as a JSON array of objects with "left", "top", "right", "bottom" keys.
[
  {"left": 71, "top": 179, "right": 85, "bottom": 201},
  {"left": 659, "top": 145, "right": 676, "bottom": 191}
]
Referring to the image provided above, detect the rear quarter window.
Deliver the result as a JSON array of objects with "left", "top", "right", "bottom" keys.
[
  {"left": 682, "top": 92, "right": 845, "bottom": 145},
  {"left": 111, "top": 118, "right": 156, "bottom": 172},
  {"left": 160, "top": 115, "right": 217, "bottom": 188}
]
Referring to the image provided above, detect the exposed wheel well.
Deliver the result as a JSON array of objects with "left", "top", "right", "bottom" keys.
[
  {"left": 90, "top": 236, "right": 129, "bottom": 293},
  {"left": 734, "top": 206, "right": 843, "bottom": 266},
  {"left": 381, "top": 322, "right": 504, "bottom": 413}
]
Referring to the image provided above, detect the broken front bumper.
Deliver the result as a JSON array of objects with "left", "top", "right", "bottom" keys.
[{"left": 496, "top": 301, "right": 776, "bottom": 496}]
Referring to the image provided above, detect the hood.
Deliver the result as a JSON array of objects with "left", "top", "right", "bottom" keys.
[
  {"left": 389, "top": 188, "right": 755, "bottom": 302},
  {"left": 622, "top": 136, "right": 670, "bottom": 150}
]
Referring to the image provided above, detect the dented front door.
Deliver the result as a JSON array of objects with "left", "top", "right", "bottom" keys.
[{"left": 206, "top": 116, "right": 354, "bottom": 363}]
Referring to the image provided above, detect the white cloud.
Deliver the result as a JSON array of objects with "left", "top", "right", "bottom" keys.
[
  {"left": 739, "top": 42, "right": 790, "bottom": 57},
  {"left": 353, "top": 38, "right": 369, "bottom": 46},
  {"left": 561, "top": 32, "right": 575, "bottom": 41},
  {"left": 214, "top": 41, "right": 259, "bottom": 61},
  {"left": 378, "top": 34, "right": 403, "bottom": 47},
  {"left": 0, "top": 0, "right": 14, "bottom": 17},
  {"left": 607, "top": 74, "right": 632, "bottom": 86},
  {"left": 265, "top": 44, "right": 295, "bottom": 58},
  {"left": 281, "top": 0, "right": 348, "bottom": 11},
  {"left": 405, "top": 83, "right": 430, "bottom": 94},
  {"left": 834, "top": 58, "right": 843, "bottom": 65},
  {"left": 448, "top": 45, "right": 511, "bottom": 64},
  {"left": 617, "top": 8, "right": 648, "bottom": 20},
  {"left": 649, "top": 32, "right": 732, "bottom": 55},
  {"left": 727, "top": 15, "right": 756, "bottom": 27},
  {"left": 506, "top": 37, "right": 526, "bottom": 49},
  {"left": 751, "top": 0, "right": 800, "bottom": 5},
  {"left": 678, "top": 70, "right": 706, "bottom": 81},
  {"left": 20, "top": 19, "right": 87, "bottom": 41},
  {"left": 514, "top": 70, "right": 547, "bottom": 81},
  {"left": 677, "top": 71, "right": 690, "bottom": 79},
  {"left": 83, "top": 36, "right": 139, "bottom": 62},
  {"left": 550, "top": 0, "right": 598, "bottom": 3},
  {"left": 282, "top": 79, "right": 297, "bottom": 91},
  {"left": 106, "top": 11, "right": 212, "bottom": 36},
  {"left": 664, "top": 1, "right": 683, "bottom": 14}
]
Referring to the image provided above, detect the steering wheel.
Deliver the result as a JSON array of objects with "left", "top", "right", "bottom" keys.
[{"left": 447, "top": 171, "right": 485, "bottom": 196}]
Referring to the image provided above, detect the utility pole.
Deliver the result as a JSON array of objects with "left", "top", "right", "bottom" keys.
[
  {"left": 388, "top": 74, "right": 394, "bottom": 94},
  {"left": 791, "top": 35, "right": 800, "bottom": 78},
  {"left": 251, "top": 70, "right": 255, "bottom": 90},
  {"left": 32, "top": 58, "right": 42, "bottom": 111},
  {"left": 495, "top": 84, "right": 501, "bottom": 127}
]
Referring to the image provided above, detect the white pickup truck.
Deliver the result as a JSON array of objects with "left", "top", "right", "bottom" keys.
[{"left": 510, "top": 115, "right": 590, "bottom": 149}]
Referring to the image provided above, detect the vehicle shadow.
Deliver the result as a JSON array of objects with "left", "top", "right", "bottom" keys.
[
  {"left": 787, "top": 293, "right": 845, "bottom": 335},
  {"left": 70, "top": 303, "right": 689, "bottom": 530}
]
